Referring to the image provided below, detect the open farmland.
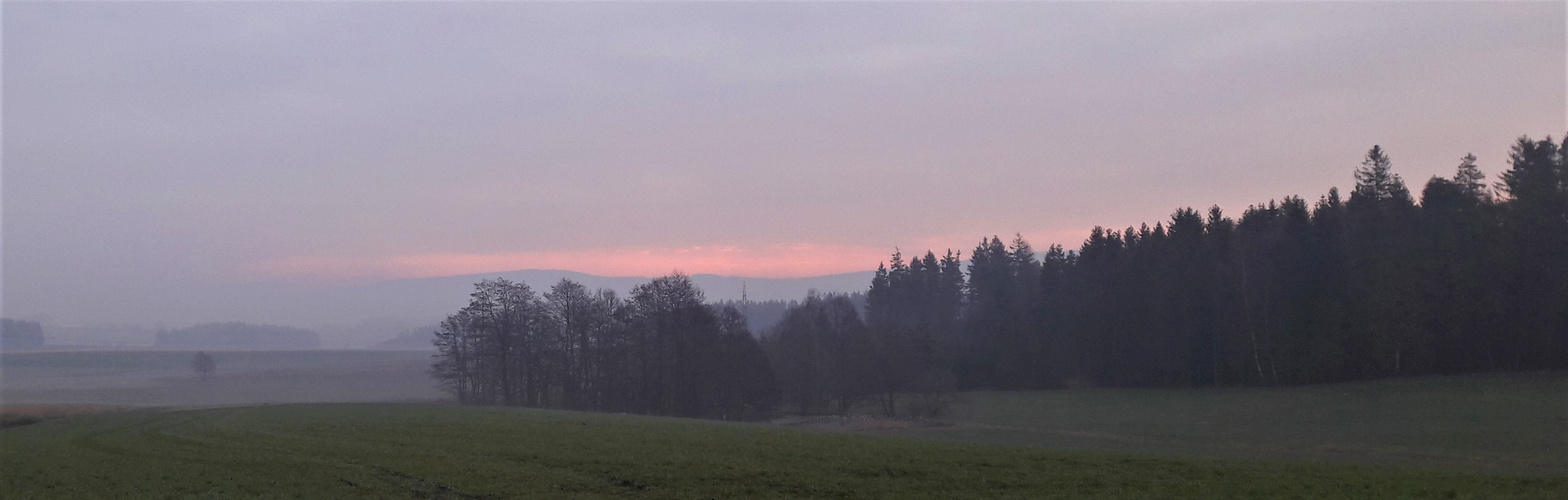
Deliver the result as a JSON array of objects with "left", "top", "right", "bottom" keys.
[
  {"left": 1, "top": 350, "right": 442, "bottom": 406},
  {"left": 5, "top": 350, "right": 1567, "bottom": 497},
  {"left": 4, "top": 403, "right": 1566, "bottom": 499},
  {"left": 6, "top": 350, "right": 1567, "bottom": 476}
]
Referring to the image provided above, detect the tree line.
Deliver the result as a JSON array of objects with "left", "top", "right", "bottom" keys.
[
  {"left": 156, "top": 322, "right": 320, "bottom": 350},
  {"left": 761, "top": 253, "right": 963, "bottom": 417},
  {"left": 431, "top": 275, "right": 778, "bottom": 419},
  {"left": 435, "top": 134, "right": 1565, "bottom": 418},
  {"left": 742, "top": 136, "right": 1563, "bottom": 417},
  {"left": 867, "top": 135, "right": 1566, "bottom": 391},
  {"left": 1, "top": 319, "right": 46, "bottom": 350}
]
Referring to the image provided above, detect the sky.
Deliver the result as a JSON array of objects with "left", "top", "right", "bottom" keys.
[{"left": 3, "top": 2, "right": 1565, "bottom": 327}]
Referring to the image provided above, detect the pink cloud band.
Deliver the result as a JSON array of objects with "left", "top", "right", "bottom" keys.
[{"left": 245, "top": 244, "right": 893, "bottom": 284}]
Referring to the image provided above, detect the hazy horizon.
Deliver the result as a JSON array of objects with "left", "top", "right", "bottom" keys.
[
  {"left": 5, "top": 2, "right": 1564, "bottom": 332},
  {"left": 4, "top": 268, "right": 879, "bottom": 349},
  {"left": 4, "top": 4, "right": 1568, "bottom": 496}
]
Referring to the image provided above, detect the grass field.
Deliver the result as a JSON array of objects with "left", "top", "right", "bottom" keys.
[
  {"left": 5, "top": 350, "right": 1566, "bottom": 497},
  {"left": 882, "top": 373, "right": 1568, "bottom": 476},
  {"left": 4, "top": 403, "right": 1567, "bottom": 499}
]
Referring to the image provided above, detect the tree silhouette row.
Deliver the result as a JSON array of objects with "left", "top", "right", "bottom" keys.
[
  {"left": 434, "top": 134, "right": 1566, "bottom": 418},
  {"left": 870, "top": 135, "right": 1567, "bottom": 391},
  {"left": 432, "top": 275, "right": 777, "bottom": 419}
]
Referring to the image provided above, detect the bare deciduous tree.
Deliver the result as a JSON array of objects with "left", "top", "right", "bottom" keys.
[
  {"left": 192, "top": 351, "right": 216, "bottom": 381},
  {"left": 432, "top": 274, "right": 778, "bottom": 420}
]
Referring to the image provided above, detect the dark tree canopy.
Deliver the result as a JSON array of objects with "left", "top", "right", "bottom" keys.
[
  {"left": 435, "top": 134, "right": 1567, "bottom": 420},
  {"left": 851, "top": 136, "right": 1565, "bottom": 392},
  {"left": 906, "top": 137, "right": 1566, "bottom": 389},
  {"left": 432, "top": 274, "right": 778, "bottom": 419}
]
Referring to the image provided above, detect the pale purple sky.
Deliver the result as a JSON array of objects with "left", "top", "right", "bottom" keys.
[{"left": 4, "top": 2, "right": 1565, "bottom": 325}]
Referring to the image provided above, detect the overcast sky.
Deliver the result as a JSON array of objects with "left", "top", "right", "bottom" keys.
[{"left": 4, "top": 2, "right": 1564, "bottom": 325}]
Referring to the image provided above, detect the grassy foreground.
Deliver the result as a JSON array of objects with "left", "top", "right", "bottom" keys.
[
  {"left": 3, "top": 404, "right": 1565, "bottom": 499},
  {"left": 886, "top": 373, "right": 1568, "bottom": 475}
]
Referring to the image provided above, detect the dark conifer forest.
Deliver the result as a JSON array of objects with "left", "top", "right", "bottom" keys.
[{"left": 433, "top": 135, "right": 1568, "bottom": 418}]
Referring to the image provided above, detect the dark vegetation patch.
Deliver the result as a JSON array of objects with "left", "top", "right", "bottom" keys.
[
  {"left": 1, "top": 405, "right": 119, "bottom": 429},
  {"left": 1, "top": 414, "right": 42, "bottom": 429}
]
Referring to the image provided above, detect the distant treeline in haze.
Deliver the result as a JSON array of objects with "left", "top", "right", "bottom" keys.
[
  {"left": 711, "top": 295, "right": 866, "bottom": 335},
  {"left": 155, "top": 322, "right": 322, "bottom": 350},
  {"left": 710, "top": 299, "right": 794, "bottom": 335},
  {"left": 433, "top": 135, "right": 1567, "bottom": 418},
  {"left": 1, "top": 319, "right": 45, "bottom": 350}
]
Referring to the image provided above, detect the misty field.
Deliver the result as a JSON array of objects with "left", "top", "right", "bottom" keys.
[
  {"left": 5, "top": 404, "right": 1566, "bottom": 499},
  {"left": 0, "top": 350, "right": 442, "bottom": 406},
  {"left": 885, "top": 373, "right": 1568, "bottom": 476},
  {"left": 4, "top": 351, "right": 1566, "bottom": 497}
]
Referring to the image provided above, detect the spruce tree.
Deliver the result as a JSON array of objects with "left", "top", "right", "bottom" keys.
[
  {"left": 1453, "top": 153, "right": 1490, "bottom": 202},
  {"left": 1353, "top": 145, "right": 1412, "bottom": 204},
  {"left": 1496, "top": 136, "right": 1567, "bottom": 369}
]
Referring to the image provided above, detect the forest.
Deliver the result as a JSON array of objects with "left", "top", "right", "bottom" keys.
[{"left": 431, "top": 135, "right": 1567, "bottom": 418}]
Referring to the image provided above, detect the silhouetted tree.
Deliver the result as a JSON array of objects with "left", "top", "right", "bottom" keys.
[
  {"left": 712, "top": 305, "right": 781, "bottom": 419},
  {"left": 546, "top": 279, "right": 596, "bottom": 410},
  {"left": 865, "top": 247, "right": 961, "bottom": 414},
  {"left": 764, "top": 292, "right": 869, "bottom": 414},
  {"left": 1346, "top": 146, "right": 1422, "bottom": 377},
  {"left": 1496, "top": 136, "right": 1568, "bottom": 369},
  {"left": 192, "top": 351, "right": 216, "bottom": 382}
]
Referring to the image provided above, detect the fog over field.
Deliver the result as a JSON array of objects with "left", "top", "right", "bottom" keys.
[
  {"left": 1, "top": 350, "right": 442, "bottom": 406},
  {"left": 4, "top": 269, "right": 873, "bottom": 347}
]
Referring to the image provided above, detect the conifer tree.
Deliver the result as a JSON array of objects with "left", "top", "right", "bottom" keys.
[
  {"left": 1496, "top": 136, "right": 1567, "bottom": 369},
  {"left": 1453, "top": 153, "right": 1491, "bottom": 202}
]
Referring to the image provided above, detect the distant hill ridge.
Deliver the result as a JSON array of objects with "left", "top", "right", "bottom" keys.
[
  {"left": 362, "top": 269, "right": 874, "bottom": 349},
  {"left": 333, "top": 268, "right": 874, "bottom": 323},
  {"left": 155, "top": 322, "right": 321, "bottom": 349},
  {"left": 393, "top": 268, "right": 876, "bottom": 301},
  {"left": 3, "top": 269, "right": 877, "bottom": 347}
]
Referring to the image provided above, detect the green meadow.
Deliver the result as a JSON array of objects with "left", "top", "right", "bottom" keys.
[
  {"left": 4, "top": 403, "right": 1566, "bottom": 499},
  {"left": 4, "top": 350, "right": 1565, "bottom": 498},
  {"left": 883, "top": 373, "right": 1568, "bottom": 475}
]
